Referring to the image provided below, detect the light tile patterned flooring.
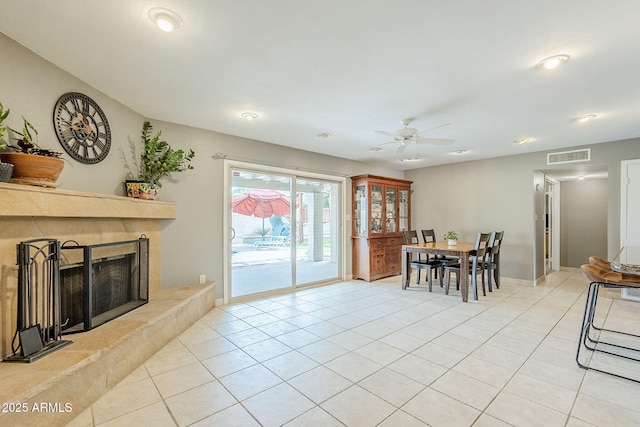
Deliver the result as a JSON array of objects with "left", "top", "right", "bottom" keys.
[{"left": 67, "top": 271, "right": 640, "bottom": 426}]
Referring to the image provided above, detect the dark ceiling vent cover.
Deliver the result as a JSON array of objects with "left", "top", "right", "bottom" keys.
[{"left": 547, "top": 148, "right": 591, "bottom": 165}]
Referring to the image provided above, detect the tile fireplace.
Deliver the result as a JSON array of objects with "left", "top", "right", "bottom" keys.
[
  {"left": 0, "top": 182, "right": 175, "bottom": 360},
  {"left": 0, "top": 183, "right": 218, "bottom": 426}
]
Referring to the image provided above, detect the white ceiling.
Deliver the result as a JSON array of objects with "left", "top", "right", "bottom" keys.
[{"left": 1, "top": 1, "right": 639, "bottom": 171}]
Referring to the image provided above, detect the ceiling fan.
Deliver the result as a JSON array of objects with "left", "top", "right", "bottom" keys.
[{"left": 376, "top": 118, "right": 455, "bottom": 155}]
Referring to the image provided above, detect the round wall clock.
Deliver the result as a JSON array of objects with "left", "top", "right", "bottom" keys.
[{"left": 53, "top": 92, "right": 111, "bottom": 164}]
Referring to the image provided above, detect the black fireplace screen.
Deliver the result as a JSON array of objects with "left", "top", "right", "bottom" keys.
[{"left": 59, "top": 237, "right": 149, "bottom": 334}]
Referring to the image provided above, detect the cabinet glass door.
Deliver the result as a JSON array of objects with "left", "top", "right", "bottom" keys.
[
  {"left": 399, "top": 189, "right": 409, "bottom": 232},
  {"left": 385, "top": 186, "right": 397, "bottom": 233},
  {"left": 370, "top": 184, "right": 383, "bottom": 234},
  {"left": 354, "top": 184, "right": 367, "bottom": 235}
]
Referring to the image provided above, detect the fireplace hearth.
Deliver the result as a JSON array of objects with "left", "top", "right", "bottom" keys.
[{"left": 59, "top": 237, "right": 149, "bottom": 334}]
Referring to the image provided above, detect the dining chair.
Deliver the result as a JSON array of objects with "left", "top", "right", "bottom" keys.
[
  {"left": 421, "top": 229, "right": 459, "bottom": 267},
  {"left": 444, "top": 232, "right": 491, "bottom": 300},
  {"left": 484, "top": 231, "right": 504, "bottom": 292},
  {"left": 402, "top": 230, "right": 442, "bottom": 291}
]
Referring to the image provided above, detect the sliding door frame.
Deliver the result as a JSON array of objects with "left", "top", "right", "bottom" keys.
[{"left": 223, "top": 159, "right": 346, "bottom": 305}]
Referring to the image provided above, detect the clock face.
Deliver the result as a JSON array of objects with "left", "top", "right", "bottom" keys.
[{"left": 53, "top": 92, "right": 111, "bottom": 164}]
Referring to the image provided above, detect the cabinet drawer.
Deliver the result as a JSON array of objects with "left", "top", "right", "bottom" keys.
[
  {"left": 388, "top": 263, "right": 401, "bottom": 274},
  {"left": 385, "top": 246, "right": 400, "bottom": 257},
  {"left": 385, "top": 237, "right": 402, "bottom": 246}
]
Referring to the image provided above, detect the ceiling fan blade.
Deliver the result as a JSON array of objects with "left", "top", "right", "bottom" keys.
[
  {"left": 376, "top": 140, "right": 399, "bottom": 146},
  {"left": 395, "top": 142, "right": 409, "bottom": 155},
  {"left": 415, "top": 137, "right": 455, "bottom": 146},
  {"left": 421, "top": 123, "right": 451, "bottom": 133},
  {"left": 375, "top": 130, "right": 400, "bottom": 138}
]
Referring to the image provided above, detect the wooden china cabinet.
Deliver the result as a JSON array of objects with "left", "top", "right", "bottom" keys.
[{"left": 351, "top": 174, "right": 412, "bottom": 281}]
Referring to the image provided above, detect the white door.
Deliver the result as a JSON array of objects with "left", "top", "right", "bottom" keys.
[{"left": 621, "top": 160, "right": 640, "bottom": 246}]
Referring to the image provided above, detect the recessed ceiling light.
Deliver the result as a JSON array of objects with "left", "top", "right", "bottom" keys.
[
  {"left": 317, "top": 133, "right": 332, "bottom": 140},
  {"left": 535, "top": 54, "right": 570, "bottom": 70},
  {"left": 370, "top": 147, "right": 382, "bottom": 152},
  {"left": 148, "top": 7, "right": 183, "bottom": 32},
  {"left": 400, "top": 157, "right": 421, "bottom": 162},
  {"left": 453, "top": 150, "right": 467, "bottom": 154},
  {"left": 576, "top": 114, "right": 597, "bottom": 123},
  {"left": 240, "top": 112, "right": 259, "bottom": 120},
  {"left": 514, "top": 138, "right": 532, "bottom": 145}
]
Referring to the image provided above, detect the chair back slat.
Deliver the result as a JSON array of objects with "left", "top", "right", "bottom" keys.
[
  {"left": 421, "top": 229, "right": 437, "bottom": 244},
  {"left": 403, "top": 230, "right": 419, "bottom": 245},
  {"left": 474, "top": 232, "right": 492, "bottom": 258},
  {"left": 488, "top": 231, "right": 504, "bottom": 256}
]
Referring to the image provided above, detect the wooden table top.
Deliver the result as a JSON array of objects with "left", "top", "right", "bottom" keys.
[{"left": 402, "top": 241, "right": 477, "bottom": 253}]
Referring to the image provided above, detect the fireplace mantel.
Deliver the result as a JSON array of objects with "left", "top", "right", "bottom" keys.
[
  {"left": 0, "top": 182, "right": 177, "bottom": 219},
  {"left": 1, "top": 182, "right": 176, "bottom": 362}
]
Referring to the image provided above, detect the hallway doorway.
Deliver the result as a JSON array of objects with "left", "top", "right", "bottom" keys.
[
  {"left": 536, "top": 164, "right": 608, "bottom": 278},
  {"left": 544, "top": 177, "right": 560, "bottom": 274}
]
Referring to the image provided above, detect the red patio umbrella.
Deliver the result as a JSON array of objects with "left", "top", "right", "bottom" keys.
[
  {"left": 232, "top": 189, "right": 292, "bottom": 239},
  {"left": 232, "top": 189, "right": 291, "bottom": 218}
]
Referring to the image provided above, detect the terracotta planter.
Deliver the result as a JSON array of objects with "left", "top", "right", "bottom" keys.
[
  {"left": 125, "top": 180, "right": 158, "bottom": 200},
  {"left": 0, "top": 152, "right": 64, "bottom": 187}
]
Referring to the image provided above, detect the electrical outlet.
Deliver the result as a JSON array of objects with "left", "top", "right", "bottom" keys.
[{"left": 199, "top": 274, "right": 206, "bottom": 284}]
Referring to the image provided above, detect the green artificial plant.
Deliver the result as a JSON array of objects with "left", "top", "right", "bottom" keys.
[
  {"left": 137, "top": 120, "right": 195, "bottom": 188},
  {"left": 0, "top": 102, "right": 9, "bottom": 143},
  {"left": 443, "top": 230, "right": 459, "bottom": 241}
]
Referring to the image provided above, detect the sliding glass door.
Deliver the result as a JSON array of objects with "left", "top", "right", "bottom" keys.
[
  {"left": 229, "top": 164, "right": 343, "bottom": 300},
  {"left": 295, "top": 178, "right": 340, "bottom": 286},
  {"left": 231, "top": 169, "right": 293, "bottom": 298}
]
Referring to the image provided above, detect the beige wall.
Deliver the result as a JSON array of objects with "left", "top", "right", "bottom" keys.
[
  {"left": 151, "top": 120, "right": 402, "bottom": 292},
  {"left": 0, "top": 33, "right": 402, "bottom": 300},
  {"left": 406, "top": 154, "right": 538, "bottom": 281},
  {"left": 406, "top": 140, "right": 640, "bottom": 282},
  {"left": 3, "top": 30, "right": 640, "bottom": 292}
]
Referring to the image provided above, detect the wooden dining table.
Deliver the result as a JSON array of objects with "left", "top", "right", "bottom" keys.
[{"left": 402, "top": 241, "right": 478, "bottom": 302}]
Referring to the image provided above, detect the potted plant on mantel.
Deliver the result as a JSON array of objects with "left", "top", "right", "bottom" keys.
[
  {"left": 125, "top": 120, "right": 195, "bottom": 200},
  {"left": 0, "top": 116, "right": 65, "bottom": 187},
  {"left": 0, "top": 102, "right": 13, "bottom": 182},
  {"left": 444, "top": 230, "right": 459, "bottom": 246}
]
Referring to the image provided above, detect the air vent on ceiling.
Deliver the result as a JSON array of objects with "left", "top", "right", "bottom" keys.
[{"left": 547, "top": 148, "right": 591, "bottom": 165}]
